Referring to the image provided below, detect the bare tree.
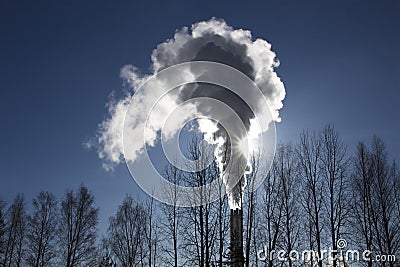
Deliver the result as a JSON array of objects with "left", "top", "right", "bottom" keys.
[
  {"left": 351, "top": 137, "right": 400, "bottom": 267},
  {"left": 369, "top": 137, "right": 398, "bottom": 267},
  {"left": 277, "top": 144, "right": 301, "bottom": 267},
  {"left": 2, "top": 194, "right": 26, "bottom": 267},
  {"left": 320, "top": 126, "right": 349, "bottom": 267},
  {"left": 160, "top": 162, "right": 183, "bottom": 267},
  {"left": 107, "top": 195, "right": 148, "bottom": 267},
  {"left": 144, "top": 193, "right": 159, "bottom": 267},
  {"left": 244, "top": 153, "right": 263, "bottom": 267},
  {"left": 59, "top": 185, "right": 98, "bottom": 267},
  {"left": 297, "top": 130, "right": 324, "bottom": 267},
  {"left": 260, "top": 156, "right": 283, "bottom": 267},
  {"left": 25, "top": 191, "right": 58, "bottom": 267},
  {"left": 255, "top": 144, "right": 302, "bottom": 267},
  {"left": 209, "top": 139, "right": 230, "bottom": 267},
  {"left": 215, "top": 166, "right": 229, "bottom": 267},
  {"left": 351, "top": 142, "right": 374, "bottom": 267},
  {"left": 182, "top": 137, "right": 226, "bottom": 267}
]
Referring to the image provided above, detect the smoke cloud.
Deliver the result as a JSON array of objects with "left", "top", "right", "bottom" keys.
[{"left": 94, "top": 18, "right": 286, "bottom": 208}]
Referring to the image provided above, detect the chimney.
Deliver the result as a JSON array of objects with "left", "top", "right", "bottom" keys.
[{"left": 230, "top": 184, "right": 244, "bottom": 267}]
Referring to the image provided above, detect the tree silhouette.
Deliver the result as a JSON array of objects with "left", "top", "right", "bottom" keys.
[
  {"left": 26, "top": 191, "right": 58, "bottom": 267},
  {"left": 59, "top": 185, "right": 98, "bottom": 267}
]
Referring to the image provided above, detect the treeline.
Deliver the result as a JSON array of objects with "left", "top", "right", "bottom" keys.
[
  {"left": 243, "top": 126, "right": 400, "bottom": 267},
  {"left": 0, "top": 186, "right": 98, "bottom": 267},
  {"left": 1, "top": 125, "right": 399, "bottom": 267}
]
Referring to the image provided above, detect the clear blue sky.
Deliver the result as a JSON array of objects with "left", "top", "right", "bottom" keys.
[{"left": 1, "top": 0, "right": 399, "bottom": 234}]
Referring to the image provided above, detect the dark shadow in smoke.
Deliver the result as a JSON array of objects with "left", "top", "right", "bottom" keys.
[{"left": 179, "top": 40, "right": 256, "bottom": 133}]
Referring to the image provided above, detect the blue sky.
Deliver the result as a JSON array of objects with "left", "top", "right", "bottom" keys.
[{"left": 1, "top": 0, "right": 399, "bottom": 233}]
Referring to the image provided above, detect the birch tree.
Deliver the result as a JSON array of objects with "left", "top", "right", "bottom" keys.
[
  {"left": 26, "top": 191, "right": 58, "bottom": 267},
  {"left": 59, "top": 185, "right": 98, "bottom": 267},
  {"left": 2, "top": 194, "right": 26, "bottom": 267}
]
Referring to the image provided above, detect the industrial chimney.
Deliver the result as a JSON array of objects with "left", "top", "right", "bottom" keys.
[{"left": 230, "top": 207, "right": 244, "bottom": 267}]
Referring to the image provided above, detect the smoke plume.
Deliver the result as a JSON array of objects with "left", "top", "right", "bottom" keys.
[{"left": 94, "top": 18, "right": 286, "bottom": 208}]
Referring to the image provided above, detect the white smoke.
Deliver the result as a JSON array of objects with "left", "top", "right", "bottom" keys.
[{"left": 93, "top": 18, "right": 286, "bottom": 207}]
